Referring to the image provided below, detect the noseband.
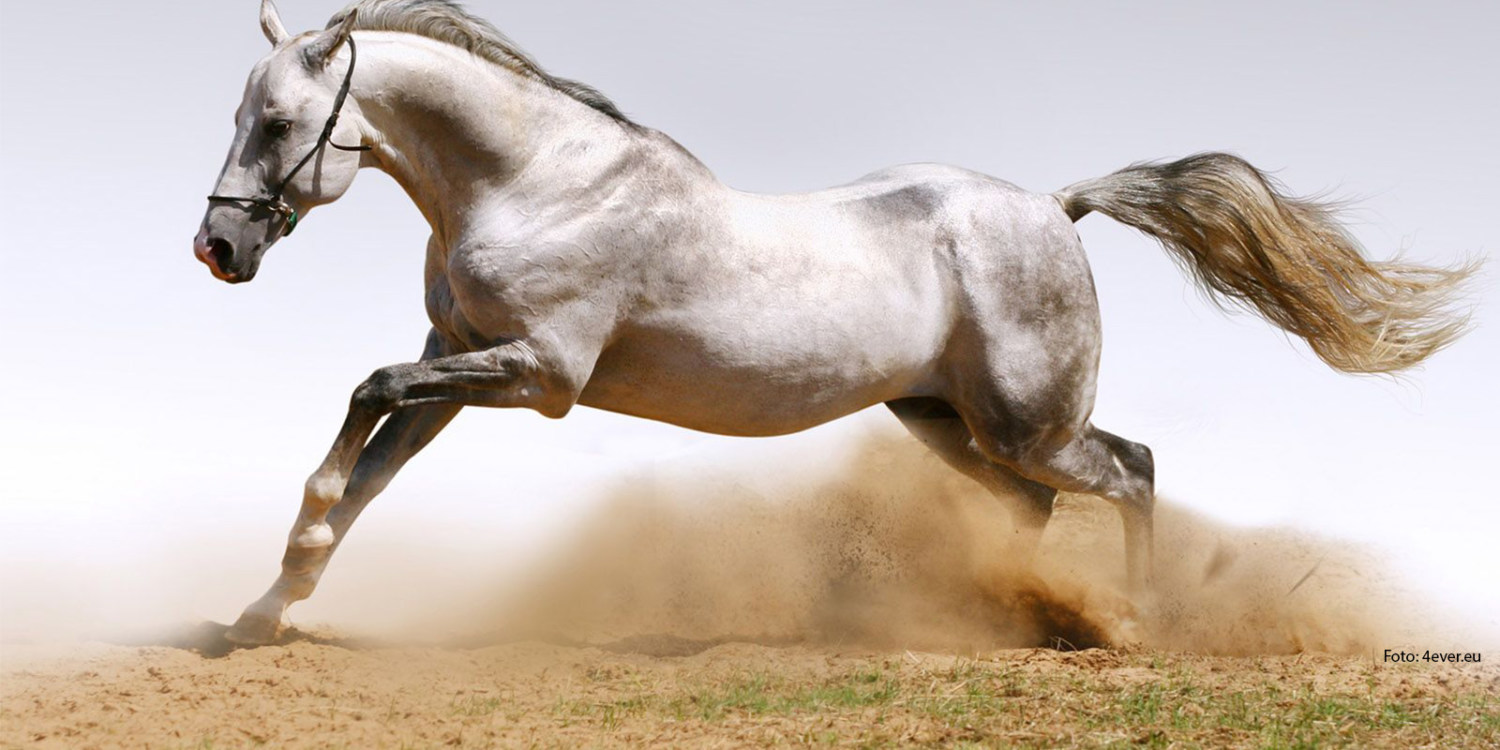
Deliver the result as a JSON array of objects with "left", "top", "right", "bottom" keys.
[{"left": 207, "top": 36, "right": 371, "bottom": 237}]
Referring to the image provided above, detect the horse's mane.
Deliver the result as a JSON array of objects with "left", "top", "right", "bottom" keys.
[{"left": 329, "top": 0, "right": 633, "bottom": 126}]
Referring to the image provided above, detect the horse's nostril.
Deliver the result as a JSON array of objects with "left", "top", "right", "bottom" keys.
[{"left": 209, "top": 238, "right": 234, "bottom": 270}]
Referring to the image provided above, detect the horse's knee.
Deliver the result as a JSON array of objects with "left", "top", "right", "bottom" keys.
[{"left": 351, "top": 364, "right": 408, "bottom": 413}]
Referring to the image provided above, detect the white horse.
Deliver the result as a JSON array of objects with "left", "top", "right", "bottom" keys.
[{"left": 197, "top": 0, "right": 1473, "bottom": 645}]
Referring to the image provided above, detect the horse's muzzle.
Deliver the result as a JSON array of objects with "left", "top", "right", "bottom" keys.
[{"left": 193, "top": 230, "right": 248, "bottom": 283}]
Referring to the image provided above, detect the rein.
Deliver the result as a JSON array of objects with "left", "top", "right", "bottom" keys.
[{"left": 207, "top": 36, "right": 371, "bottom": 237}]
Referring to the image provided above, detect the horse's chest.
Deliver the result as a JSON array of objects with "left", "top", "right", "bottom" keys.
[{"left": 426, "top": 243, "right": 613, "bottom": 349}]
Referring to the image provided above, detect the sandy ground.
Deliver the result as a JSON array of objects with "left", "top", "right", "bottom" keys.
[
  {"left": 4, "top": 436, "right": 1496, "bottom": 747},
  {"left": 4, "top": 634, "right": 1497, "bottom": 749}
]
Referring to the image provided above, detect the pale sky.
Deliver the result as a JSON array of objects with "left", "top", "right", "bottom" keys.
[{"left": 1, "top": 1, "right": 1495, "bottom": 637}]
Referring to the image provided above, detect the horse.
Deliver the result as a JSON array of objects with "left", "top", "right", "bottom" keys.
[{"left": 196, "top": 0, "right": 1474, "bottom": 645}]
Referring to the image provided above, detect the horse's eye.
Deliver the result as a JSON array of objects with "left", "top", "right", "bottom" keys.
[{"left": 263, "top": 119, "right": 292, "bottom": 139}]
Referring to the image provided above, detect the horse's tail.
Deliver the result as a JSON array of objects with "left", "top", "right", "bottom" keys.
[{"left": 1053, "top": 152, "right": 1477, "bottom": 374}]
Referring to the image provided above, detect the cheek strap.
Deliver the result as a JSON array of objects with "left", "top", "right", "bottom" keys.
[{"left": 207, "top": 35, "right": 371, "bottom": 238}]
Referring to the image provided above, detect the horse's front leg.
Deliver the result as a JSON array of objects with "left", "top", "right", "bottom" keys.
[
  {"left": 225, "top": 402, "right": 459, "bottom": 643},
  {"left": 226, "top": 334, "right": 547, "bottom": 645}
]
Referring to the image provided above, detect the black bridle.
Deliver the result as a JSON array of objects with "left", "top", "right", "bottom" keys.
[{"left": 207, "top": 36, "right": 371, "bottom": 237}]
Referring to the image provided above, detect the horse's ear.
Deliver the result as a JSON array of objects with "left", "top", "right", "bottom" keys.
[
  {"left": 304, "top": 9, "right": 359, "bottom": 68},
  {"left": 260, "top": 0, "right": 289, "bottom": 46}
]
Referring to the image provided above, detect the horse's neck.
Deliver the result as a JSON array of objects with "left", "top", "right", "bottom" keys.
[{"left": 353, "top": 35, "right": 640, "bottom": 245}]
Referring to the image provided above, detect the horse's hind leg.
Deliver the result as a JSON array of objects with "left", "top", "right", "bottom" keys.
[
  {"left": 942, "top": 193, "right": 1155, "bottom": 592},
  {"left": 975, "top": 418, "right": 1156, "bottom": 593},
  {"left": 887, "top": 398, "right": 1058, "bottom": 558}
]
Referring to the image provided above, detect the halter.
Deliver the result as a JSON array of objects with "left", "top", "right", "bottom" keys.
[{"left": 207, "top": 36, "right": 371, "bottom": 237}]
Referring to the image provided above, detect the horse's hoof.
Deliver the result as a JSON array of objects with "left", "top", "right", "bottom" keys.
[{"left": 225, "top": 609, "right": 284, "bottom": 646}]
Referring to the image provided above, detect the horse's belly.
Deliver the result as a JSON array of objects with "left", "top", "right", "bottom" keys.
[
  {"left": 576, "top": 364, "right": 911, "bottom": 437},
  {"left": 577, "top": 316, "right": 946, "bottom": 437}
]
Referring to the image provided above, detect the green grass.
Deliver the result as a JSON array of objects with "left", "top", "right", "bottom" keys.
[
  {"left": 1088, "top": 680, "right": 1500, "bottom": 749},
  {"left": 450, "top": 694, "right": 505, "bottom": 717},
  {"left": 548, "top": 657, "right": 1500, "bottom": 748},
  {"left": 557, "top": 667, "right": 906, "bottom": 726}
]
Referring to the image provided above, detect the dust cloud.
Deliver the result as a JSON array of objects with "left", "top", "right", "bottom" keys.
[
  {"left": 0, "top": 428, "right": 1467, "bottom": 658},
  {"left": 481, "top": 431, "right": 1454, "bottom": 655}
]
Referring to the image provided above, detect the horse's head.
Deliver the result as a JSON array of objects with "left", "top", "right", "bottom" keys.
[{"left": 194, "top": 1, "right": 367, "bottom": 283}]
